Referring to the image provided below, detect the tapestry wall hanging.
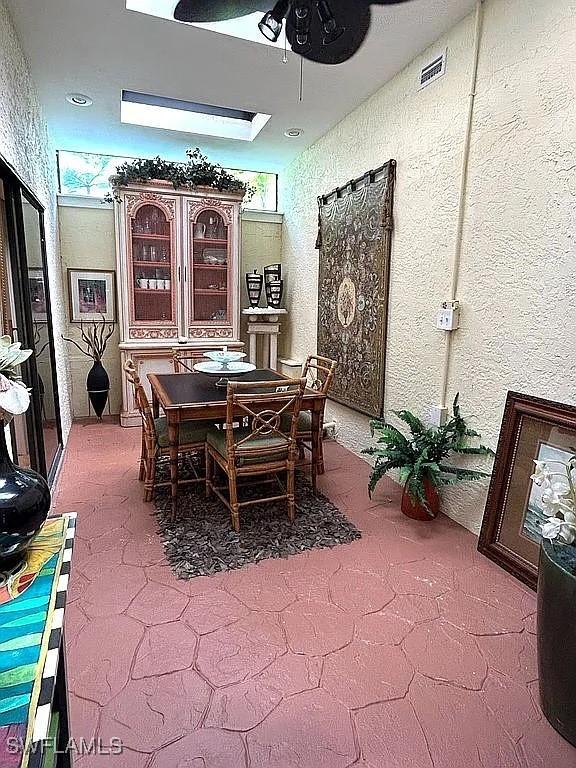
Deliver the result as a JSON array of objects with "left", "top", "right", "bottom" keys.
[{"left": 316, "top": 160, "right": 396, "bottom": 417}]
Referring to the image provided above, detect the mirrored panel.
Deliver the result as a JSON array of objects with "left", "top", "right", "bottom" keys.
[{"left": 21, "top": 197, "right": 61, "bottom": 476}]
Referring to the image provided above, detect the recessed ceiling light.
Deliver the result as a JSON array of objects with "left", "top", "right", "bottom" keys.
[
  {"left": 284, "top": 128, "right": 303, "bottom": 138},
  {"left": 66, "top": 93, "right": 93, "bottom": 107}
]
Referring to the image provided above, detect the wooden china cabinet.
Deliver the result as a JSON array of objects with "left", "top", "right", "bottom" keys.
[{"left": 114, "top": 180, "right": 245, "bottom": 426}]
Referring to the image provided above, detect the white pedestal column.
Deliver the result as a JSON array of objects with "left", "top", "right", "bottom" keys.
[
  {"left": 242, "top": 308, "right": 287, "bottom": 371},
  {"left": 269, "top": 333, "right": 278, "bottom": 370},
  {"left": 249, "top": 333, "right": 258, "bottom": 366}
]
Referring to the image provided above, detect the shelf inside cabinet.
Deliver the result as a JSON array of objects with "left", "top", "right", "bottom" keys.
[
  {"left": 133, "top": 260, "right": 172, "bottom": 268},
  {"left": 193, "top": 263, "right": 228, "bottom": 270},
  {"left": 194, "top": 289, "right": 227, "bottom": 296},
  {"left": 132, "top": 233, "right": 171, "bottom": 240},
  {"left": 134, "top": 288, "right": 171, "bottom": 294},
  {"left": 193, "top": 238, "right": 228, "bottom": 246}
]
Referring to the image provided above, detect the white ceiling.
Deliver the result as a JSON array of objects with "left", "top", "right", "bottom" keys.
[{"left": 6, "top": 0, "right": 475, "bottom": 172}]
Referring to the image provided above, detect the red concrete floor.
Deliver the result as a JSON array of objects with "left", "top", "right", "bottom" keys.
[{"left": 52, "top": 422, "right": 576, "bottom": 768}]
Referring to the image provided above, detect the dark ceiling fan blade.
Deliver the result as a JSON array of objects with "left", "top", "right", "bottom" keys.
[
  {"left": 286, "top": 0, "right": 371, "bottom": 65},
  {"left": 173, "top": 0, "right": 265, "bottom": 23}
]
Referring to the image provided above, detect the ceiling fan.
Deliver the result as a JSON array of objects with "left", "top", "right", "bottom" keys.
[{"left": 173, "top": 1, "right": 414, "bottom": 65}]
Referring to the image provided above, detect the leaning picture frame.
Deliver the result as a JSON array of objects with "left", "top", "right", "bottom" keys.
[
  {"left": 478, "top": 391, "right": 576, "bottom": 590},
  {"left": 68, "top": 269, "right": 116, "bottom": 323}
]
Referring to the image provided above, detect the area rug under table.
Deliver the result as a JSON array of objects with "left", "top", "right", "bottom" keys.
[{"left": 153, "top": 474, "right": 361, "bottom": 579}]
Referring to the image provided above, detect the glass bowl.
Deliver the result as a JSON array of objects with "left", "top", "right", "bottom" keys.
[{"left": 203, "top": 350, "right": 246, "bottom": 366}]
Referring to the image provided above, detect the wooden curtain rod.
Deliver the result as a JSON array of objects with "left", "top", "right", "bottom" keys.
[{"left": 317, "top": 159, "right": 396, "bottom": 205}]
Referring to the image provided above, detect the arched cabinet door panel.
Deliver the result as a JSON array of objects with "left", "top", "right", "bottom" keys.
[
  {"left": 188, "top": 206, "right": 231, "bottom": 329},
  {"left": 127, "top": 199, "right": 178, "bottom": 335}
]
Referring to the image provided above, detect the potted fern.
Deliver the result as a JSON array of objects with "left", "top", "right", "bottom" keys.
[{"left": 363, "top": 395, "right": 494, "bottom": 520}]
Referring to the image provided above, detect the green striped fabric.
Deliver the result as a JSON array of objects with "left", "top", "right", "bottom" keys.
[{"left": 0, "top": 555, "right": 59, "bottom": 728}]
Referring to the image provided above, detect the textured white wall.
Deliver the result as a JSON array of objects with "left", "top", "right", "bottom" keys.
[
  {"left": 442, "top": 0, "right": 576, "bottom": 530},
  {"left": 0, "top": 0, "right": 72, "bottom": 439},
  {"left": 280, "top": 0, "right": 576, "bottom": 533}
]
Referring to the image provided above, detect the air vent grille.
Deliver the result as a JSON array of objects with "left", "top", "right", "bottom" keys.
[{"left": 419, "top": 49, "right": 447, "bottom": 89}]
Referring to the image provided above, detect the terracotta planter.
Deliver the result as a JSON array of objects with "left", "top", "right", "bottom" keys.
[
  {"left": 537, "top": 539, "right": 576, "bottom": 747},
  {"left": 401, "top": 477, "right": 440, "bottom": 521}
]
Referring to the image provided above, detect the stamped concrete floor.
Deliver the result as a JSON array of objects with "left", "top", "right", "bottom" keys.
[{"left": 52, "top": 422, "right": 576, "bottom": 768}]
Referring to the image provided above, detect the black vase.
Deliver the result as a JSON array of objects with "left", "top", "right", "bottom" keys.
[
  {"left": 87, "top": 360, "right": 110, "bottom": 419},
  {"left": 537, "top": 540, "right": 576, "bottom": 747},
  {"left": 0, "top": 422, "right": 51, "bottom": 570},
  {"left": 265, "top": 279, "right": 284, "bottom": 308},
  {"left": 246, "top": 270, "right": 263, "bottom": 308}
]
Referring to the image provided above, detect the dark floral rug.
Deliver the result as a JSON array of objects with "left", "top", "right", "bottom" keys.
[{"left": 152, "top": 462, "right": 361, "bottom": 579}]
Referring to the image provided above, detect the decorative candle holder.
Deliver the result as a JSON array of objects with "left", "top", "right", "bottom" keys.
[
  {"left": 265, "top": 279, "right": 284, "bottom": 308},
  {"left": 246, "top": 270, "right": 263, "bottom": 308}
]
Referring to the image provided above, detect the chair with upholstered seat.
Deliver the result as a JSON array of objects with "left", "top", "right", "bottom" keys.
[
  {"left": 205, "top": 377, "right": 306, "bottom": 532},
  {"left": 296, "top": 354, "right": 337, "bottom": 480},
  {"left": 123, "top": 359, "right": 211, "bottom": 502}
]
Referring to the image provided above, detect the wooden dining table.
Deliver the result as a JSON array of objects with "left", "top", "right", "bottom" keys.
[{"left": 147, "top": 368, "right": 326, "bottom": 511}]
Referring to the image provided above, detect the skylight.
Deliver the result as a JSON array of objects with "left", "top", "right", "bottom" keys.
[
  {"left": 120, "top": 91, "right": 271, "bottom": 142},
  {"left": 126, "top": 1, "right": 285, "bottom": 49}
]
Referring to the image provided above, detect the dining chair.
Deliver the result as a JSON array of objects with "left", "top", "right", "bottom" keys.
[
  {"left": 205, "top": 377, "right": 307, "bottom": 532},
  {"left": 296, "top": 354, "right": 337, "bottom": 479},
  {"left": 172, "top": 349, "right": 197, "bottom": 373},
  {"left": 123, "top": 360, "right": 211, "bottom": 502}
]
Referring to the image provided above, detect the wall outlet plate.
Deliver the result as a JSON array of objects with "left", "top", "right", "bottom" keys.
[
  {"left": 430, "top": 405, "right": 448, "bottom": 427},
  {"left": 436, "top": 300, "right": 460, "bottom": 331}
]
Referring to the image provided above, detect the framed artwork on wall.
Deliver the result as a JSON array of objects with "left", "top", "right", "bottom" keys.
[
  {"left": 316, "top": 160, "right": 396, "bottom": 417},
  {"left": 28, "top": 268, "right": 47, "bottom": 322},
  {"left": 478, "top": 391, "right": 576, "bottom": 590},
  {"left": 68, "top": 269, "right": 116, "bottom": 323}
]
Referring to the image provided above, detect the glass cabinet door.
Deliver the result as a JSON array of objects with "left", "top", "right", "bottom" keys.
[
  {"left": 190, "top": 209, "right": 229, "bottom": 325},
  {"left": 130, "top": 203, "right": 176, "bottom": 325}
]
